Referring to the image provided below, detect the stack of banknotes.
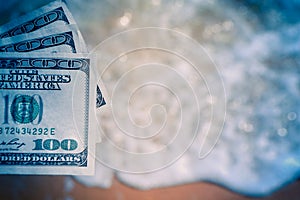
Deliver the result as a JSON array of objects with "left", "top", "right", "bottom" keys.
[{"left": 0, "top": 0, "right": 105, "bottom": 175}]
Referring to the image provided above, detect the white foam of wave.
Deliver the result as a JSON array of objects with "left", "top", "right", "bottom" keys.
[{"left": 68, "top": 0, "right": 300, "bottom": 196}]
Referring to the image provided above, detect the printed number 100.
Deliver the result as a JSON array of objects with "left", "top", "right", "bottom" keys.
[{"left": 33, "top": 139, "right": 78, "bottom": 151}]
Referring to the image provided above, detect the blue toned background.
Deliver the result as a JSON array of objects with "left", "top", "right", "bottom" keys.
[{"left": 0, "top": 0, "right": 300, "bottom": 199}]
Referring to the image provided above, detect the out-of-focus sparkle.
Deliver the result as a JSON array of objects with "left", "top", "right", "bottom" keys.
[
  {"left": 239, "top": 121, "right": 254, "bottom": 133},
  {"left": 287, "top": 112, "right": 297, "bottom": 121},
  {"left": 277, "top": 128, "right": 287, "bottom": 137},
  {"left": 203, "top": 21, "right": 234, "bottom": 39},
  {"left": 119, "top": 12, "right": 132, "bottom": 26}
]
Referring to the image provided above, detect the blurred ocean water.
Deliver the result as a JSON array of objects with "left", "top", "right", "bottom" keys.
[
  {"left": 71, "top": 0, "right": 300, "bottom": 196},
  {"left": 1, "top": 0, "right": 300, "bottom": 196}
]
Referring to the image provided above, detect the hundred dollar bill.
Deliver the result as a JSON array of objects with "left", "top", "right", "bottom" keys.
[
  {"left": 0, "top": 25, "right": 104, "bottom": 141},
  {"left": 0, "top": 0, "right": 76, "bottom": 39},
  {"left": 0, "top": 53, "right": 96, "bottom": 175},
  {"left": 0, "top": 26, "right": 86, "bottom": 53},
  {"left": 0, "top": 0, "right": 105, "bottom": 108}
]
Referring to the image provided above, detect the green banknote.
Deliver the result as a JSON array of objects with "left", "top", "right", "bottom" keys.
[
  {"left": 0, "top": 53, "right": 97, "bottom": 175},
  {"left": 0, "top": 0, "right": 105, "bottom": 108}
]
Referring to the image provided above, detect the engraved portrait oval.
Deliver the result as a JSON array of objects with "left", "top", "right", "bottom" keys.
[{"left": 10, "top": 95, "right": 39, "bottom": 124}]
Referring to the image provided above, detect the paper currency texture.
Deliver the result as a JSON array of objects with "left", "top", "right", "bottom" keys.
[{"left": 0, "top": 53, "right": 96, "bottom": 175}]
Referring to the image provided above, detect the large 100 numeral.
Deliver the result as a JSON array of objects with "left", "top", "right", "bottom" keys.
[
  {"left": 2, "top": 94, "right": 43, "bottom": 124},
  {"left": 33, "top": 139, "right": 78, "bottom": 151}
]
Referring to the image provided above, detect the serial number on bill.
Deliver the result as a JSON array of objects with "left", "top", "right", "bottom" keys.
[{"left": 0, "top": 127, "right": 55, "bottom": 135}]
